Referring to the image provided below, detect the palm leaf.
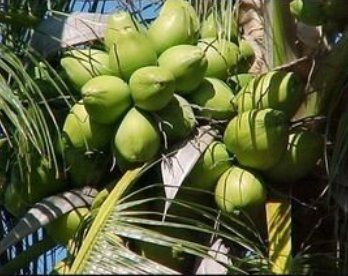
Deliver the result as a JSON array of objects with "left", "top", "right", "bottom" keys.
[
  {"left": 0, "top": 186, "right": 97, "bottom": 255},
  {"left": 68, "top": 167, "right": 181, "bottom": 274},
  {"left": 161, "top": 126, "right": 217, "bottom": 217},
  {"left": 68, "top": 166, "right": 268, "bottom": 274}
]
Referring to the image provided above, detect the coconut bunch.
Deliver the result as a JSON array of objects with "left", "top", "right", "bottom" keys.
[
  {"left": 0, "top": 0, "right": 326, "bottom": 270},
  {"left": 290, "top": 0, "right": 348, "bottom": 33},
  {"left": 216, "top": 70, "right": 324, "bottom": 217},
  {"left": 56, "top": 0, "right": 258, "bottom": 188}
]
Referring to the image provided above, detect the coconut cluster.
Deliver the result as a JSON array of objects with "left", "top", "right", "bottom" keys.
[
  {"left": 50, "top": 0, "right": 323, "bottom": 252},
  {"left": 1, "top": 0, "right": 325, "bottom": 266},
  {"left": 57, "top": 0, "right": 257, "bottom": 188}
]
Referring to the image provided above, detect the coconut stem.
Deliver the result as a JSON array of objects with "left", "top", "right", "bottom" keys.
[
  {"left": 264, "top": 0, "right": 298, "bottom": 68},
  {"left": 290, "top": 115, "right": 327, "bottom": 129}
]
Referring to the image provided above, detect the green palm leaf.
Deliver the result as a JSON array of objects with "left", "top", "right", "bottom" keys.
[
  {"left": 67, "top": 164, "right": 267, "bottom": 274},
  {"left": 69, "top": 167, "right": 180, "bottom": 274}
]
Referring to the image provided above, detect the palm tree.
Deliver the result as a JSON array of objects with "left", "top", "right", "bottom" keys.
[{"left": 0, "top": 0, "right": 348, "bottom": 274}]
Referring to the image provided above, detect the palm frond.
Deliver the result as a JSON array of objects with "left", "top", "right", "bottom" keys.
[
  {"left": 67, "top": 162, "right": 269, "bottom": 274},
  {"left": 0, "top": 186, "right": 97, "bottom": 255}
]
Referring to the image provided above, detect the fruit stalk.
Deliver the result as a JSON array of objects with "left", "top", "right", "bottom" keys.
[
  {"left": 264, "top": 0, "right": 298, "bottom": 68},
  {"left": 298, "top": 30, "right": 348, "bottom": 118}
]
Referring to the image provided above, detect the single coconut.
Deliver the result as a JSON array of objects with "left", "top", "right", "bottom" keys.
[
  {"left": 233, "top": 76, "right": 261, "bottom": 112},
  {"left": 215, "top": 166, "right": 266, "bottom": 213},
  {"left": 113, "top": 144, "right": 141, "bottom": 172},
  {"left": 3, "top": 181, "right": 26, "bottom": 217},
  {"left": 104, "top": 11, "right": 144, "bottom": 50},
  {"left": 129, "top": 66, "right": 175, "bottom": 111},
  {"left": 114, "top": 108, "right": 160, "bottom": 163},
  {"left": 239, "top": 40, "right": 255, "bottom": 61},
  {"left": 91, "top": 188, "right": 110, "bottom": 211},
  {"left": 60, "top": 49, "right": 112, "bottom": 90},
  {"left": 81, "top": 75, "right": 132, "bottom": 125},
  {"left": 65, "top": 148, "right": 110, "bottom": 187},
  {"left": 148, "top": 0, "right": 200, "bottom": 55},
  {"left": 201, "top": 12, "right": 238, "bottom": 43},
  {"left": 189, "top": 77, "right": 236, "bottom": 120},
  {"left": 265, "top": 130, "right": 323, "bottom": 183},
  {"left": 4, "top": 158, "right": 66, "bottom": 217},
  {"left": 109, "top": 29, "right": 157, "bottom": 81},
  {"left": 198, "top": 38, "right": 239, "bottom": 80},
  {"left": 237, "top": 39, "right": 255, "bottom": 73},
  {"left": 158, "top": 45, "right": 208, "bottom": 94},
  {"left": 25, "top": 158, "right": 65, "bottom": 204},
  {"left": 223, "top": 108, "right": 289, "bottom": 170},
  {"left": 201, "top": 13, "right": 218, "bottom": 39},
  {"left": 45, "top": 207, "right": 89, "bottom": 246},
  {"left": 229, "top": 73, "right": 254, "bottom": 94},
  {"left": 62, "top": 102, "right": 114, "bottom": 151},
  {"left": 237, "top": 70, "right": 303, "bottom": 118},
  {"left": 173, "top": 142, "right": 231, "bottom": 219},
  {"left": 156, "top": 94, "right": 196, "bottom": 142},
  {"left": 31, "top": 62, "right": 69, "bottom": 99},
  {"left": 184, "top": 141, "right": 231, "bottom": 192},
  {"left": 290, "top": 0, "right": 325, "bottom": 26}
]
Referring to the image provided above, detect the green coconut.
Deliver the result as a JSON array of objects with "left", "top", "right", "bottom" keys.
[
  {"left": 148, "top": 0, "right": 200, "bottom": 55},
  {"left": 25, "top": 158, "right": 65, "bottom": 203},
  {"left": 129, "top": 66, "right": 175, "bottom": 111},
  {"left": 81, "top": 75, "right": 132, "bottom": 125},
  {"left": 229, "top": 73, "right": 254, "bottom": 94},
  {"left": 156, "top": 94, "right": 196, "bottom": 142},
  {"left": 265, "top": 130, "right": 323, "bottom": 183},
  {"left": 91, "top": 188, "right": 110, "bottom": 211},
  {"left": 158, "top": 45, "right": 208, "bottom": 94},
  {"left": 189, "top": 77, "right": 236, "bottom": 120},
  {"left": 30, "top": 62, "right": 69, "bottom": 99},
  {"left": 237, "top": 39, "right": 255, "bottom": 73},
  {"left": 201, "top": 13, "right": 218, "bottom": 39},
  {"left": 201, "top": 12, "right": 238, "bottom": 43},
  {"left": 223, "top": 108, "right": 289, "bottom": 170},
  {"left": 104, "top": 11, "right": 144, "bottom": 51},
  {"left": 239, "top": 39, "right": 255, "bottom": 61},
  {"left": 3, "top": 181, "right": 26, "bottom": 217},
  {"left": 237, "top": 70, "right": 303, "bottom": 118},
  {"left": 4, "top": 158, "right": 66, "bottom": 217},
  {"left": 290, "top": 0, "right": 325, "bottom": 26},
  {"left": 109, "top": 29, "right": 157, "bottom": 81},
  {"left": 215, "top": 166, "right": 266, "bottom": 213},
  {"left": 62, "top": 102, "right": 114, "bottom": 151},
  {"left": 197, "top": 38, "right": 239, "bottom": 80},
  {"left": 65, "top": 148, "right": 110, "bottom": 187},
  {"left": 60, "top": 49, "right": 112, "bottom": 90},
  {"left": 233, "top": 75, "right": 261, "bottom": 112},
  {"left": 46, "top": 207, "right": 89, "bottom": 246},
  {"left": 184, "top": 141, "right": 231, "bottom": 191},
  {"left": 114, "top": 108, "right": 160, "bottom": 163}
]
